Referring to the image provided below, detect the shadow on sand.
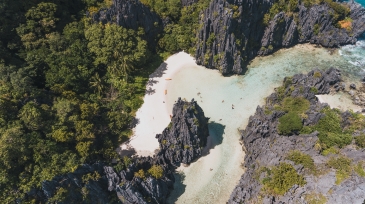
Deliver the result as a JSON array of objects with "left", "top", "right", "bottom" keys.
[
  {"left": 144, "top": 62, "right": 168, "bottom": 95},
  {"left": 166, "top": 121, "right": 225, "bottom": 202},
  {"left": 117, "top": 143, "right": 137, "bottom": 157}
]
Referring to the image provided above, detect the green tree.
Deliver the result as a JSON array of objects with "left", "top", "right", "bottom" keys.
[{"left": 85, "top": 23, "right": 150, "bottom": 81}]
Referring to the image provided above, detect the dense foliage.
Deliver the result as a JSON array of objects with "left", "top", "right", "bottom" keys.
[
  {"left": 326, "top": 156, "right": 352, "bottom": 184},
  {"left": 287, "top": 150, "right": 316, "bottom": 173},
  {"left": 276, "top": 96, "right": 310, "bottom": 135},
  {"left": 302, "top": 107, "right": 353, "bottom": 150},
  {"left": 278, "top": 112, "right": 303, "bottom": 135},
  {"left": 262, "top": 162, "right": 306, "bottom": 195},
  {"left": 0, "top": 0, "right": 161, "bottom": 202},
  {"left": 263, "top": 0, "right": 350, "bottom": 25},
  {"left": 355, "top": 135, "right": 365, "bottom": 148}
]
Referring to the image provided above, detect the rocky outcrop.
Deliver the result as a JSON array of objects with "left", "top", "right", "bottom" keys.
[
  {"left": 32, "top": 163, "right": 111, "bottom": 204},
  {"left": 113, "top": 157, "right": 175, "bottom": 204},
  {"left": 106, "top": 98, "right": 209, "bottom": 204},
  {"left": 181, "top": 0, "right": 198, "bottom": 7},
  {"left": 156, "top": 98, "right": 210, "bottom": 167},
  {"left": 229, "top": 68, "right": 365, "bottom": 203},
  {"left": 196, "top": 0, "right": 365, "bottom": 75},
  {"left": 91, "top": 0, "right": 163, "bottom": 48},
  {"left": 32, "top": 99, "right": 209, "bottom": 203}
]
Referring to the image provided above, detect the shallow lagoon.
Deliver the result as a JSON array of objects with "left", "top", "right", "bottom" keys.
[{"left": 164, "top": 43, "right": 363, "bottom": 203}]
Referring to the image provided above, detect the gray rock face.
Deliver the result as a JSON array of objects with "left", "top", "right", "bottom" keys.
[
  {"left": 91, "top": 0, "right": 163, "bottom": 48},
  {"left": 156, "top": 98, "right": 210, "bottom": 167},
  {"left": 196, "top": 0, "right": 365, "bottom": 75},
  {"left": 32, "top": 99, "right": 209, "bottom": 204},
  {"left": 37, "top": 163, "right": 110, "bottom": 204},
  {"left": 229, "top": 69, "right": 365, "bottom": 203},
  {"left": 113, "top": 157, "right": 175, "bottom": 204},
  {"left": 181, "top": 0, "right": 198, "bottom": 7},
  {"left": 107, "top": 98, "right": 209, "bottom": 204}
]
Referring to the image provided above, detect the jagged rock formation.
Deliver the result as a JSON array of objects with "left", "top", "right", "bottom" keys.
[
  {"left": 156, "top": 98, "right": 210, "bottom": 167},
  {"left": 106, "top": 98, "right": 209, "bottom": 204},
  {"left": 108, "top": 98, "right": 209, "bottom": 204},
  {"left": 229, "top": 68, "right": 365, "bottom": 203},
  {"left": 195, "top": 0, "right": 365, "bottom": 74},
  {"left": 109, "top": 157, "right": 175, "bottom": 204},
  {"left": 91, "top": 0, "right": 163, "bottom": 48},
  {"left": 34, "top": 99, "right": 209, "bottom": 203},
  {"left": 181, "top": 0, "right": 198, "bottom": 7},
  {"left": 32, "top": 163, "right": 111, "bottom": 204}
]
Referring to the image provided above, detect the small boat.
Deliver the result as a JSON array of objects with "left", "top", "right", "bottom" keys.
[
  {"left": 165, "top": 78, "right": 172, "bottom": 80},
  {"left": 165, "top": 90, "right": 167, "bottom": 95}
]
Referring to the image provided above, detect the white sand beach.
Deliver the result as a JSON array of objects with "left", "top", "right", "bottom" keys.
[
  {"left": 120, "top": 52, "right": 197, "bottom": 157},
  {"left": 120, "top": 43, "right": 363, "bottom": 203},
  {"left": 316, "top": 93, "right": 362, "bottom": 112}
]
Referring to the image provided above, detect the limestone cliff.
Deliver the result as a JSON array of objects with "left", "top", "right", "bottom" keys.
[
  {"left": 229, "top": 69, "right": 365, "bottom": 203},
  {"left": 195, "top": 0, "right": 365, "bottom": 74},
  {"left": 36, "top": 99, "right": 209, "bottom": 203},
  {"left": 91, "top": 0, "right": 163, "bottom": 49}
]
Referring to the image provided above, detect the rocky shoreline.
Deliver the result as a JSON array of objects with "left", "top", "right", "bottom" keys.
[
  {"left": 91, "top": 0, "right": 365, "bottom": 75},
  {"left": 195, "top": 0, "right": 365, "bottom": 74},
  {"left": 229, "top": 68, "right": 365, "bottom": 203},
  {"left": 35, "top": 98, "right": 209, "bottom": 203}
]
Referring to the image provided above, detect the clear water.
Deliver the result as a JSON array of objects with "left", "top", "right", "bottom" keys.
[
  {"left": 339, "top": 33, "right": 365, "bottom": 68},
  {"left": 164, "top": 44, "right": 363, "bottom": 203}
]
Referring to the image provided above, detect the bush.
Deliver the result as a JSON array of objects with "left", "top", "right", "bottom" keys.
[
  {"left": 147, "top": 165, "right": 164, "bottom": 179},
  {"left": 355, "top": 135, "right": 365, "bottom": 148},
  {"left": 354, "top": 161, "right": 365, "bottom": 177},
  {"left": 263, "top": 163, "right": 306, "bottom": 195},
  {"left": 287, "top": 150, "right": 315, "bottom": 173},
  {"left": 314, "top": 107, "right": 352, "bottom": 150},
  {"left": 134, "top": 169, "right": 146, "bottom": 180},
  {"left": 278, "top": 112, "right": 303, "bottom": 135},
  {"left": 279, "top": 97, "right": 310, "bottom": 114},
  {"left": 326, "top": 156, "right": 352, "bottom": 184},
  {"left": 322, "top": 146, "right": 339, "bottom": 156},
  {"left": 313, "top": 72, "right": 322, "bottom": 78},
  {"left": 304, "top": 192, "right": 327, "bottom": 204},
  {"left": 310, "top": 87, "right": 318, "bottom": 94},
  {"left": 314, "top": 24, "right": 320, "bottom": 35}
]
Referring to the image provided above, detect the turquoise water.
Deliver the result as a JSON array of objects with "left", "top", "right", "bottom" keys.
[
  {"left": 165, "top": 43, "right": 364, "bottom": 203},
  {"left": 356, "top": 0, "right": 365, "bottom": 6},
  {"left": 339, "top": 33, "right": 365, "bottom": 68}
]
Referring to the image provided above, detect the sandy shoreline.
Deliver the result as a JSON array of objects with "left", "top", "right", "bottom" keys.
[
  {"left": 118, "top": 42, "right": 364, "bottom": 203},
  {"left": 119, "top": 52, "right": 197, "bottom": 157},
  {"left": 316, "top": 93, "right": 362, "bottom": 112}
]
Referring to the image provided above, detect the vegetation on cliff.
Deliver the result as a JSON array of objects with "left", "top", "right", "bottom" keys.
[{"left": 0, "top": 0, "right": 159, "bottom": 202}]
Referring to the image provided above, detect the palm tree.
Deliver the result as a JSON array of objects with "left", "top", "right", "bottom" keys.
[
  {"left": 120, "top": 56, "right": 134, "bottom": 81},
  {"left": 90, "top": 72, "right": 104, "bottom": 96}
]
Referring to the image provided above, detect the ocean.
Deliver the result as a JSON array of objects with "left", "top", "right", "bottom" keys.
[{"left": 356, "top": 0, "right": 365, "bottom": 6}]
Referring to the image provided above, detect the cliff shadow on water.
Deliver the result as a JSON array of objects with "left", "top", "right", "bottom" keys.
[
  {"left": 201, "top": 121, "right": 225, "bottom": 157},
  {"left": 166, "top": 121, "right": 224, "bottom": 203}
]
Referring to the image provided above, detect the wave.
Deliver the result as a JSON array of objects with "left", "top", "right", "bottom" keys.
[{"left": 339, "top": 34, "right": 365, "bottom": 68}]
